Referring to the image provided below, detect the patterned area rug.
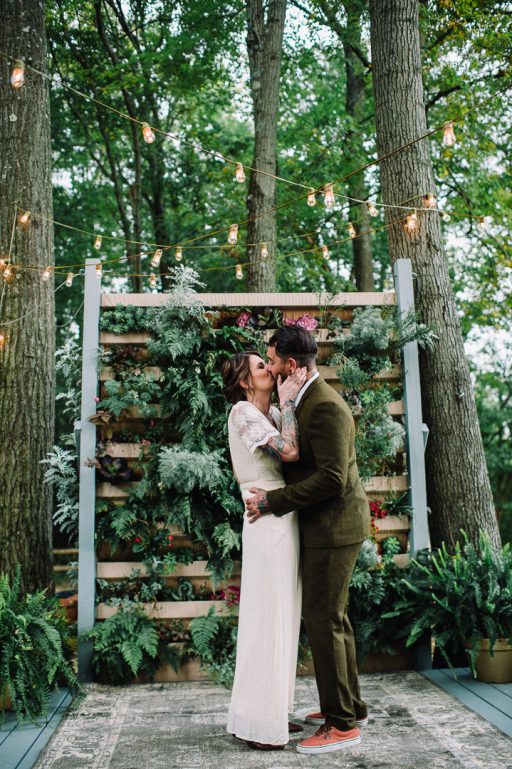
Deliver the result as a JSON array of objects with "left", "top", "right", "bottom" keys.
[{"left": 34, "top": 672, "right": 512, "bottom": 769}]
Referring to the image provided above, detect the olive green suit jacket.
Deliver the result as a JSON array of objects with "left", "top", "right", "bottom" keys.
[{"left": 267, "top": 376, "right": 370, "bottom": 548}]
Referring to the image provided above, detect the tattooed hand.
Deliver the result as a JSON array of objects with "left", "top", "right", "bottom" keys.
[
  {"left": 246, "top": 487, "right": 270, "bottom": 523},
  {"left": 277, "top": 367, "right": 308, "bottom": 405}
]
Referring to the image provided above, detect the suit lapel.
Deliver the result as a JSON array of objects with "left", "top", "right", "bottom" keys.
[{"left": 296, "top": 375, "right": 323, "bottom": 418}]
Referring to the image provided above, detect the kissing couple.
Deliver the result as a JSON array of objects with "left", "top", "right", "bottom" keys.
[{"left": 221, "top": 325, "right": 371, "bottom": 754}]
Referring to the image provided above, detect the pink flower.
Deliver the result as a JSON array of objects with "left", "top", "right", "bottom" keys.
[
  {"left": 235, "top": 311, "right": 251, "bottom": 328},
  {"left": 295, "top": 313, "right": 318, "bottom": 331}
]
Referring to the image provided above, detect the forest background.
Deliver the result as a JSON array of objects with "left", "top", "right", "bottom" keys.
[
  {"left": 47, "top": 0, "right": 511, "bottom": 540},
  {"left": 0, "top": 0, "right": 511, "bottom": 585}
]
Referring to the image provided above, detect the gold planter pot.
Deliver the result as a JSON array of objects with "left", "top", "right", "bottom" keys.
[{"left": 465, "top": 638, "right": 512, "bottom": 684}]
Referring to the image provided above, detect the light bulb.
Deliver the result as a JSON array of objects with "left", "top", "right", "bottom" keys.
[
  {"left": 94, "top": 235, "right": 102, "bottom": 250},
  {"left": 228, "top": 224, "right": 238, "bottom": 245},
  {"left": 322, "top": 244, "right": 330, "bottom": 259},
  {"left": 440, "top": 210, "right": 451, "bottom": 222},
  {"left": 3, "top": 266, "right": 12, "bottom": 280},
  {"left": 151, "top": 248, "right": 162, "bottom": 267},
  {"left": 141, "top": 122, "right": 155, "bottom": 144},
  {"left": 149, "top": 273, "right": 157, "bottom": 289},
  {"left": 96, "top": 263, "right": 102, "bottom": 279},
  {"left": 367, "top": 201, "right": 378, "bottom": 217},
  {"left": 0, "top": 333, "right": 5, "bottom": 348},
  {"left": 324, "top": 183, "right": 335, "bottom": 209},
  {"left": 442, "top": 121, "right": 456, "bottom": 147},
  {"left": 19, "top": 211, "right": 31, "bottom": 226},
  {"left": 235, "top": 163, "right": 245, "bottom": 183},
  {"left": 348, "top": 222, "right": 356, "bottom": 239},
  {"left": 66, "top": 272, "right": 74, "bottom": 287},
  {"left": 260, "top": 242, "right": 268, "bottom": 259},
  {"left": 11, "top": 60, "right": 25, "bottom": 89},
  {"left": 307, "top": 188, "right": 316, "bottom": 207},
  {"left": 423, "top": 193, "right": 437, "bottom": 209},
  {"left": 175, "top": 246, "right": 183, "bottom": 261},
  {"left": 42, "top": 267, "right": 52, "bottom": 281},
  {"left": 477, "top": 216, "right": 488, "bottom": 232},
  {"left": 404, "top": 210, "right": 419, "bottom": 234},
  {"left": 0, "top": 258, "right": 5, "bottom": 271},
  {"left": 235, "top": 264, "right": 243, "bottom": 280}
]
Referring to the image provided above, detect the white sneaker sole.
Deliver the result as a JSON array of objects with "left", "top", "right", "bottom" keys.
[
  {"left": 296, "top": 735, "right": 362, "bottom": 754},
  {"left": 304, "top": 716, "right": 369, "bottom": 727}
]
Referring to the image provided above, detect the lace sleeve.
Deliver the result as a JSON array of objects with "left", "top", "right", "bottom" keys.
[{"left": 230, "top": 401, "right": 280, "bottom": 454}]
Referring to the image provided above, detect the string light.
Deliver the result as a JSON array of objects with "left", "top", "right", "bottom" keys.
[
  {"left": 3, "top": 265, "right": 12, "bottom": 280},
  {"left": 141, "top": 122, "right": 155, "bottom": 144},
  {"left": 235, "top": 263, "right": 243, "bottom": 280},
  {"left": 151, "top": 248, "right": 162, "bottom": 267},
  {"left": 149, "top": 273, "right": 157, "bottom": 289},
  {"left": 41, "top": 267, "right": 52, "bottom": 281},
  {"left": 66, "top": 272, "right": 74, "bottom": 287},
  {"left": 404, "top": 209, "right": 419, "bottom": 234},
  {"left": 260, "top": 242, "right": 268, "bottom": 259},
  {"left": 366, "top": 201, "right": 379, "bottom": 217},
  {"left": 235, "top": 163, "right": 246, "bottom": 183},
  {"left": 440, "top": 210, "right": 451, "bottom": 222},
  {"left": 322, "top": 244, "right": 330, "bottom": 259},
  {"left": 324, "top": 184, "right": 335, "bottom": 209},
  {"left": 10, "top": 60, "right": 25, "bottom": 89},
  {"left": 175, "top": 246, "right": 183, "bottom": 261},
  {"left": 307, "top": 188, "right": 316, "bottom": 207},
  {"left": 348, "top": 222, "right": 356, "bottom": 239},
  {"left": 94, "top": 235, "right": 102, "bottom": 250},
  {"left": 19, "top": 210, "right": 31, "bottom": 226},
  {"left": 0, "top": 257, "right": 6, "bottom": 270},
  {"left": 95, "top": 263, "right": 102, "bottom": 279},
  {"left": 0, "top": 333, "right": 5, "bottom": 348},
  {"left": 228, "top": 224, "right": 238, "bottom": 245},
  {"left": 442, "top": 121, "right": 456, "bottom": 147},
  {"left": 477, "top": 215, "right": 490, "bottom": 231},
  {"left": 423, "top": 193, "right": 437, "bottom": 209}
]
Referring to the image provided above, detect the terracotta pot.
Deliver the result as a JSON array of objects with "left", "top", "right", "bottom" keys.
[
  {"left": 465, "top": 638, "right": 512, "bottom": 683},
  {"left": 57, "top": 591, "right": 78, "bottom": 623}
]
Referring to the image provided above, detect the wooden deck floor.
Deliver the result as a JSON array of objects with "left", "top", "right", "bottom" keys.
[
  {"left": 0, "top": 689, "right": 72, "bottom": 769},
  {"left": 422, "top": 667, "right": 512, "bottom": 738}
]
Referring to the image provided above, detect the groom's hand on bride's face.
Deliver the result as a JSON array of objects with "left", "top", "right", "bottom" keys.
[{"left": 246, "top": 487, "right": 270, "bottom": 523}]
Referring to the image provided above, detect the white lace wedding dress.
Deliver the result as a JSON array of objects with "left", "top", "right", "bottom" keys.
[{"left": 226, "top": 400, "right": 302, "bottom": 746}]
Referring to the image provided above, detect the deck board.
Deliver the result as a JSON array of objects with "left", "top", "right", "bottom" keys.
[
  {"left": 422, "top": 668, "right": 512, "bottom": 738},
  {"left": 0, "top": 689, "right": 72, "bottom": 769}
]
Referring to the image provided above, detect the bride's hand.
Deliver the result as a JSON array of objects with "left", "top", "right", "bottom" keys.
[{"left": 277, "top": 367, "right": 308, "bottom": 404}]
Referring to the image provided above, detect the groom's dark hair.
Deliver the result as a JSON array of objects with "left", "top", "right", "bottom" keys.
[{"left": 268, "top": 326, "right": 317, "bottom": 367}]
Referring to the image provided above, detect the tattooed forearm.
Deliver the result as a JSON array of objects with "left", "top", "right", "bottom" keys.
[{"left": 265, "top": 399, "right": 299, "bottom": 461}]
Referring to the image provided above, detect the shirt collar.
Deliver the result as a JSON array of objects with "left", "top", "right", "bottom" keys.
[{"left": 294, "top": 371, "right": 319, "bottom": 408}]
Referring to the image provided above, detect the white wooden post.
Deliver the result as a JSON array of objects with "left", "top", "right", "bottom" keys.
[
  {"left": 394, "top": 258, "right": 431, "bottom": 670},
  {"left": 75, "top": 258, "right": 101, "bottom": 681}
]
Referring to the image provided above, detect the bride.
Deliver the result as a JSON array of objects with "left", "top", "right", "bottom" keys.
[{"left": 221, "top": 350, "right": 306, "bottom": 750}]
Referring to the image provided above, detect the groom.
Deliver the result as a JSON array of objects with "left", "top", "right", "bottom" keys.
[{"left": 245, "top": 325, "right": 370, "bottom": 755}]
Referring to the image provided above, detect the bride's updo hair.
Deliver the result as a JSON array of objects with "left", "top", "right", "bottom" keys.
[{"left": 221, "top": 350, "right": 260, "bottom": 404}]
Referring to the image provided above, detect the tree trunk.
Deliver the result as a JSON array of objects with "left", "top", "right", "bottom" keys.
[
  {"left": 0, "top": 0, "right": 55, "bottom": 591},
  {"left": 369, "top": 0, "right": 499, "bottom": 549},
  {"left": 246, "top": 0, "right": 287, "bottom": 291},
  {"left": 342, "top": 3, "right": 375, "bottom": 291}
]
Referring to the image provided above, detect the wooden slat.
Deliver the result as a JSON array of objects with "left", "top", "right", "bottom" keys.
[
  {"left": 96, "top": 560, "right": 241, "bottom": 579},
  {"left": 101, "top": 291, "right": 396, "bottom": 309},
  {"left": 100, "top": 332, "right": 150, "bottom": 344},
  {"left": 100, "top": 365, "right": 162, "bottom": 381},
  {"left": 363, "top": 476, "right": 408, "bottom": 492},
  {"left": 96, "top": 600, "right": 231, "bottom": 620},
  {"left": 53, "top": 548, "right": 79, "bottom": 556}
]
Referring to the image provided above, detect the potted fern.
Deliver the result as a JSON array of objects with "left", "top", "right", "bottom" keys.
[
  {"left": 387, "top": 531, "right": 512, "bottom": 682},
  {"left": 0, "top": 568, "right": 78, "bottom": 722}
]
